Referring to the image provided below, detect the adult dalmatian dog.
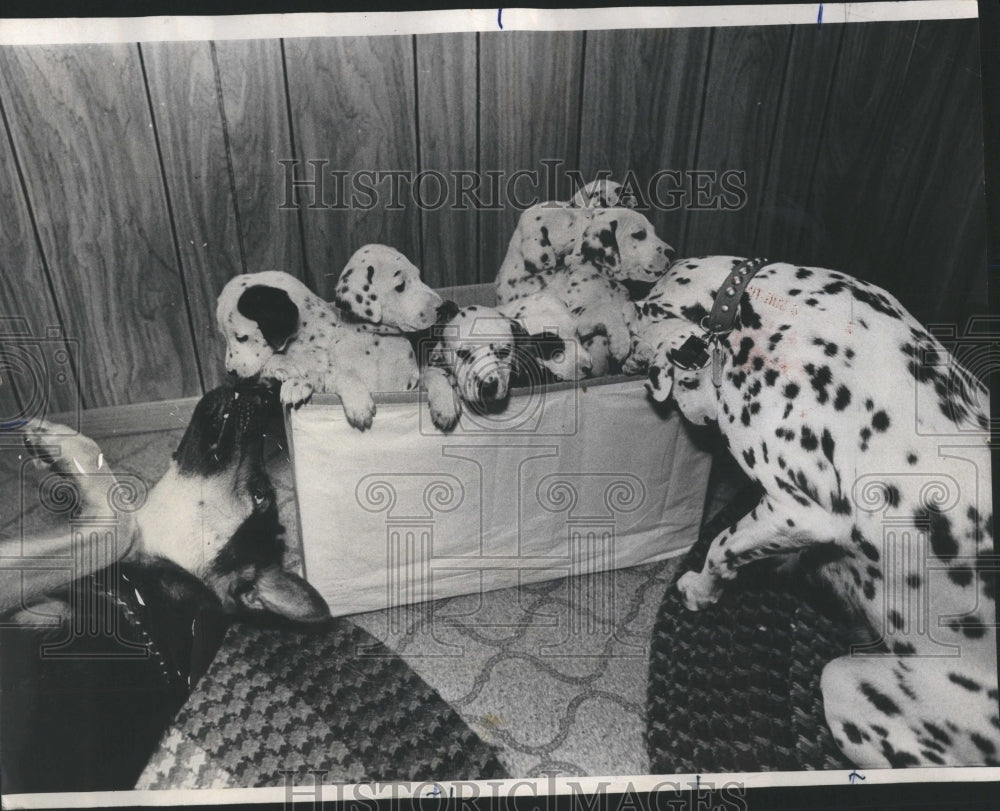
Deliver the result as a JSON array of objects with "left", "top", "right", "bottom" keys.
[
  {"left": 634, "top": 256, "right": 998, "bottom": 767},
  {"left": 495, "top": 198, "right": 675, "bottom": 376},
  {"left": 216, "top": 245, "right": 441, "bottom": 430}
]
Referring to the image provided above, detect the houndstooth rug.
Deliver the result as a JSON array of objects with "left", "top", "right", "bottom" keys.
[
  {"left": 646, "top": 483, "right": 870, "bottom": 772},
  {"left": 137, "top": 619, "right": 509, "bottom": 789}
]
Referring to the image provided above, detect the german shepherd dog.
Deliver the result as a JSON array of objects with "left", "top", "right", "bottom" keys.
[{"left": 2, "top": 382, "right": 329, "bottom": 624}]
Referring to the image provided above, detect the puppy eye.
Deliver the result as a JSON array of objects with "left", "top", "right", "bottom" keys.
[
  {"left": 632, "top": 229, "right": 647, "bottom": 241},
  {"left": 395, "top": 281, "right": 406, "bottom": 293},
  {"left": 235, "top": 334, "right": 250, "bottom": 343}
]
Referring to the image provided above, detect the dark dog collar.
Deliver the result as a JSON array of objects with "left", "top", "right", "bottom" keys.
[
  {"left": 669, "top": 257, "right": 771, "bottom": 373},
  {"left": 702, "top": 257, "right": 770, "bottom": 336}
]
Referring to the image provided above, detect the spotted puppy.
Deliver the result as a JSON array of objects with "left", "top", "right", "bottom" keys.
[
  {"left": 496, "top": 205, "right": 674, "bottom": 375},
  {"left": 421, "top": 303, "right": 523, "bottom": 431},
  {"left": 217, "top": 251, "right": 439, "bottom": 429},
  {"left": 496, "top": 291, "right": 593, "bottom": 382},
  {"left": 638, "top": 256, "right": 997, "bottom": 767}
]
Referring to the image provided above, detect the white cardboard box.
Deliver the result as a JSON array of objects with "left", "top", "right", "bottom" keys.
[{"left": 285, "top": 286, "right": 713, "bottom": 618}]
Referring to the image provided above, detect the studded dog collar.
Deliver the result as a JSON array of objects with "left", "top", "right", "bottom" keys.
[
  {"left": 668, "top": 257, "right": 771, "bottom": 380},
  {"left": 704, "top": 256, "right": 770, "bottom": 335}
]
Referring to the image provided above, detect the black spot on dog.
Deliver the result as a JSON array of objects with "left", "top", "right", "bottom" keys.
[
  {"left": 796, "top": 268, "right": 812, "bottom": 279},
  {"left": 681, "top": 303, "right": 709, "bottom": 324},
  {"left": 804, "top": 363, "right": 833, "bottom": 404},
  {"left": 948, "top": 567, "right": 974, "bottom": 587},
  {"left": 784, "top": 382, "right": 799, "bottom": 399},
  {"left": 833, "top": 385, "right": 851, "bottom": 411},
  {"left": 842, "top": 722, "right": 864, "bottom": 744},
  {"left": 971, "top": 733, "right": 997, "bottom": 755},
  {"left": 884, "top": 484, "right": 900, "bottom": 508},
  {"left": 800, "top": 426, "right": 819, "bottom": 451},
  {"left": 738, "top": 296, "right": 763, "bottom": 329},
  {"left": 925, "top": 511, "right": 959, "bottom": 561},
  {"left": 861, "top": 682, "right": 901, "bottom": 716},
  {"left": 742, "top": 448, "right": 756, "bottom": 468},
  {"left": 907, "top": 452, "right": 918, "bottom": 465},
  {"left": 733, "top": 337, "right": 755, "bottom": 366},
  {"left": 821, "top": 429, "right": 835, "bottom": 465},
  {"left": 906, "top": 573, "right": 922, "bottom": 589},
  {"left": 892, "top": 640, "right": 916, "bottom": 654},
  {"left": 863, "top": 581, "right": 876, "bottom": 599},
  {"left": 888, "top": 609, "right": 904, "bottom": 630},
  {"left": 872, "top": 410, "right": 890, "bottom": 432},
  {"left": 948, "top": 673, "right": 981, "bottom": 692},
  {"left": 764, "top": 368, "right": 779, "bottom": 387}
]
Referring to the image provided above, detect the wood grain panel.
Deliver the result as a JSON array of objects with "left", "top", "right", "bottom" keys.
[
  {"left": 142, "top": 40, "right": 242, "bottom": 391},
  {"left": 879, "top": 20, "right": 986, "bottom": 327},
  {"left": 479, "top": 31, "right": 584, "bottom": 283},
  {"left": 578, "top": 27, "right": 712, "bottom": 257},
  {"left": 283, "top": 36, "right": 420, "bottom": 298},
  {"left": 0, "top": 105, "right": 80, "bottom": 419},
  {"left": 682, "top": 25, "right": 794, "bottom": 257},
  {"left": 0, "top": 44, "right": 201, "bottom": 407},
  {"left": 752, "top": 23, "right": 845, "bottom": 262},
  {"left": 414, "top": 33, "right": 477, "bottom": 288},
  {"left": 213, "top": 38, "right": 306, "bottom": 280},
  {"left": 801, "top": 22, "right": 920, "bottom": 281}
]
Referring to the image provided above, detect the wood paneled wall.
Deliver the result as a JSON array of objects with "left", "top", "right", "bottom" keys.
[{"left": 0, "top": 20, "right": 987, "bottom": 413}]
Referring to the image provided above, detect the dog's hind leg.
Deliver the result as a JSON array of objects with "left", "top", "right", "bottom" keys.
[
  {"left": 0, "top": 421, "right": 137, "bottom": 617},
  {"left": 677, "top": 494, "right": 841, "bottom": 610}
]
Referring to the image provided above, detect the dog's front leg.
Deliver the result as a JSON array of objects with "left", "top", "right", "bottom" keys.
[
  {"left": 324, "top": 368, "right": 376, "bottom": 430},
  {"left": 422, "top": 366, "right": 461, "bottom": 431},
  {"left": 677, "top": 495, "right": 838, "bottom": 611}
]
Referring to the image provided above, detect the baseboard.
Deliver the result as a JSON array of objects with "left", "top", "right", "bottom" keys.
[{"left": 48, "top": 397, "right": 201, "bottom": 439}]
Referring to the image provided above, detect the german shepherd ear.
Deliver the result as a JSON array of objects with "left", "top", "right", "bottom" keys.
[
  {"left": 237, "top": 285, "right": 300, "bottom": 352},
  {"left": 238, "top": 566, "right": 330, "bottom": 624}
]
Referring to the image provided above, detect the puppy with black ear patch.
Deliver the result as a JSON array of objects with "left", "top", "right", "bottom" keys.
[{"left": 217, "top": 266, "right": 428, "bottom": 430}]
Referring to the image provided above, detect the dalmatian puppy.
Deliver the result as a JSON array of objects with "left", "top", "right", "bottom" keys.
[
  {"left": 334, "top": 244, "right": 443, "bottom": 333},
  {"left": 496, "top": 205, "right": 675, "bottom": 375},
  {"left": 216, "top": 256, "right": 438, "bottom": 429},
  {"left": 639, "top": 256, "right": 998, "bottom": 767},
  {"left": 496, "top": 291, "right": 593, "bottom": 382},
  {"left": 421, "top": 303, "right": 521, "bottom": 432}
]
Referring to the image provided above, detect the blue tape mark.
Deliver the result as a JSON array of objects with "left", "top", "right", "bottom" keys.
[
  {"left": 498, "top": 8, "right": 503, "bottom": 29},
  {"left": 0, "top": 419, "right": 29, "bottom": 432},
  {"left": 817, "top": 3, "right": 824, "bottom": 25}
]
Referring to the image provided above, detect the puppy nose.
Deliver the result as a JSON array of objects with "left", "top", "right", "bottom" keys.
[{"left": 481, "top": 377, "right": 500, "bottom": 398}]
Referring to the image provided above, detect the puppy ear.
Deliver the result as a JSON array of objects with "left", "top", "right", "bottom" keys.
[
  {"left": 580, "top": 219, "right": 620, "bottom": 270},
  {"left": 334, "top": 269, "right": 382, "bottom": 324},
  {"left": 436, "top": 299, "right": 460, "bottom": 324},
  {"left": 238, "top": 565, "right": 330, "bottom": 624},
  {"left": 237, "top": 285, "right": 300, "bottom": 352},
  {"left": 507, "top": 317, "right": 536, "bottom": 379}
]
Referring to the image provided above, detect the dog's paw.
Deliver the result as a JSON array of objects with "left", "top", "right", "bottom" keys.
[
  {"left": 341, "top": 389, "right": 376, "bottom": 431},
  {"left": 22, "top": 421, "right": 104, "bottom": 477},
  {"left": 608, "top": 323, "right": 633, "bottom": 362},
  {"left": 428, "top": 387, "right": 461, "bottom": 432},
  {"left": 677, "top": 570, "right": 722, "bottom": 611},
  {"left": 622, "top": 341, "right": 652, "bottom": 375},
  {"left": 280, "top": 379, "right": 314, "bottom": 408}
]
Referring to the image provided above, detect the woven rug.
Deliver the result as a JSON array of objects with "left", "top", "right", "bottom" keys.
[
  {"left": 137, "top": 620, "right": 509, "bottom": 788},
  {"left": 646, "top": 484, "right": 868, "bottom": 772}
]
